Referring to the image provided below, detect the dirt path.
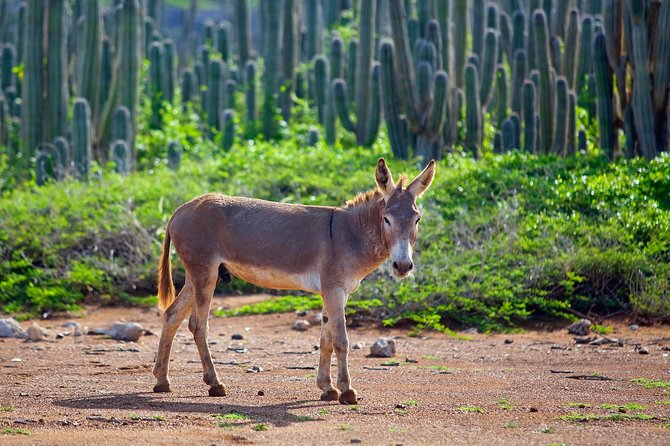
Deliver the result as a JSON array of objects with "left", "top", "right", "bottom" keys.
[{"left": 1, "top": 295, "right": 670, "bottom": 445}]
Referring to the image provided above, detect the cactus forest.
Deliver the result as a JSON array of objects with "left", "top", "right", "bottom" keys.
[{"left": 0, "top": 0, "right": 669, "bottom": 328}]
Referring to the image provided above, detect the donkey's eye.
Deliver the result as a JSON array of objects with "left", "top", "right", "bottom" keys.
[
  {"left": 415, "top": 217, "right": 421, "bottom": 225},
  {"left": 384, "top": 217, "right": 391, "bottom": 226}
]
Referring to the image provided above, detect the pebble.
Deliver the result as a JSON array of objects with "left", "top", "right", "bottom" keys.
[
  {"left": 231, "top": 333, "right": 244, "bottom": 340},
  {"left": 106, "top": 322, "right": 144, "bottom": 342},
  {"left": 370, "top": 338, "right": 396, "bottom": 358},
  {"left": 638, "top": 346, "right": 649, "bottom": 355},
  {"left": 504, "top": 339, "right": 513, "bottom": 344},
  {"left": 308, "top": 312, "right": 323, "bottom": 325},
  {"left": 296, "top": 310, "right": 308, "bottom": 317},
  {"left": 26, "top": 323, "right": 49, "bottom": 342},
  {"left": 463, "top": 327, "right": 479, "bottom": 335},
  {"left": 0, "top": 318, "right": 26, "bottom": 338},
  {"left": 352, "top": 342, "right": 365, "bottom": 350},
  {"left": 529, "top": 407, "right": 539, "bottom": 413},
  {"left": 257, "top": 390, "right": 265, "bottom": 396},
  {"left": 350, "top": 440, "right": 362, "bottom": 444},
  {"left": 246, "top": 365, "right": 263, "bottom": 373},
  {"left": 629, "top": 324, "right": 640, "bottom": 331},
  {"left": 62, "top": 321, "right": 81, "bottom": 330},
  {"left": 567, "top": 319, "right": 592, "bottom": 336},
  {"left": 292, "top": 320, "right": 311, "bottom": 331}
]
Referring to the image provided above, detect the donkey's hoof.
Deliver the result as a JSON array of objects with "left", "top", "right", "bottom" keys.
[
  {"left": 338, "top": 389, "right": 358, "bottom": 405},
  {"left": 153, "top": 383, "right": 171, "bottom": 393},
  {"left": 208, "top": 384, "right": 227, "bottom": 397},
  {"left": 320, "top": 389, "right": 340, "bottom": 401}
]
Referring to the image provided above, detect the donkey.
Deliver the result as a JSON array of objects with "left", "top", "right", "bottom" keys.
[{"left": 153, "top": 158, "right": 436, "bottom": 404}]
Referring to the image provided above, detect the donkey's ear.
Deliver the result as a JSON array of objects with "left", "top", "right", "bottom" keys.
[
  {"left": 375, "top": 158, "right": 395, "bottom": 199},
  {"left": 407, "top": 159, "right": 436, "bottom": 198}
]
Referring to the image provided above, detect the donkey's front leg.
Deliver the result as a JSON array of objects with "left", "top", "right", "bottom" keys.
[
  {"left": 322, "top": 288, "right": 357, "bottom": 404},
  {"left": 316, "top": 306, "right": 339, "bottom": 401}
]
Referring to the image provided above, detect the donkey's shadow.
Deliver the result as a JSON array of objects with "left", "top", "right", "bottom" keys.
[{"left": 54, "top": 392, "right": 327, "bottom": 427}]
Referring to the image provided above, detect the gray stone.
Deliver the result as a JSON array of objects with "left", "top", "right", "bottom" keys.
[
  {"left": 637, "top": 346, "right": 649, "bottom": 355},
  {"left": 629, "top": 324, "right": 640, "bottom": 331},
  {"left": 231, "top": 333, "right": 244, "bottom": 340},
  {"left": 567, "top": 319, "right": 592, "bottom": 336},
  {"left": 352, "top": 342, "right": 365, "bottom": 350},
  {"left": 106, "top": 322, "right": 144, "bottom": 342},
  {"left": 308, "top": 312, "right": 323, "bottom": 325},
  {"left": 26, "top": 323, "right": 49, "bottom": 342},
  {"left": 370, "top": 337, "right": 396, "bottom": 358},
  {"left": 292, "top": 319, "right": 310, "bottom": 331},
  {"left": 62, "top": 321, "right": 81, "bottom": 330},
  {"left": 463, "top": 327, "right": 479, "bottom": 335},
  {"left": 0, "top": 318, "right": 25, "bottom": 338}
]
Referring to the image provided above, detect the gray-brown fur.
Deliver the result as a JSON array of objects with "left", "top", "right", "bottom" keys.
[{"left": 153, "top": 158, "right": 436, "bottom": 404}]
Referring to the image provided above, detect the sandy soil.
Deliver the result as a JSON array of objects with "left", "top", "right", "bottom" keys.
[{"left": 1, "top": 295, "right": 669, "bottom": 445}]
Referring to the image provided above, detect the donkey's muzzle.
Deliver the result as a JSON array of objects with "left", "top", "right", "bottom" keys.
[{"left": 392, "top": 260, "right": 413, "bottom": 276}]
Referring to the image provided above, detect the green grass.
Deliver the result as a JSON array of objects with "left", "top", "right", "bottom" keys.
[
  {"left": 497, "top": 399, "right": 513, "bottom": 411},
  {"left": 317, "top": 409, "right": 330, "bottom": 415},
  {"left": 253, "top": 423, "right": 269, "bottom": 431},
  {"left": 541, "top": 426, "right": 556, "bottom": 434},
  {"left": 2, "top": 428, "right": 32, "bottom": 435},
  {"left": 422, "top": 365, "right": 455, "bottom": 372},
  {"left": 212, "top": 411, "right": 250, "bottom": 421},
  {"left": 0, "top": 406, "right": 13, "bottom": 412},
  {"left": 632, "top": 379, "right": 670, "bottom": 389},
  {"left": 388, "top": 427, "right": 406, "bottom": 433},
  {"left": 420, "top": 355, "right": 442, "bottom": 360},
  {"left": 348, "top": 405, "right": 359, "bottom": 411},
  {"left": 401, "top": 400, "right": 419, "bottom": 407},
  {"left": 657, "top": 400, "right": 670, "bottom": 405},
  {"left": 568, "top": 402, "right": 591, "bottom": 408},
  {"left": 218, "top": 422, "right": 237, "bottom": 430},
  {"left": 215, "top": 295, "right": 322, "bottom": 317},
  {"left": 592, "top": 324, "right": 614, "bottom": 335},
  {"left": 337, "top": 423, "right": 353, "bottom": 431},
  {"left": 600, "top": 403, "right": 646, "bottom": 411},
  {"left": 394, "top": 409, "right": 408, "bottom": 415},
  {"left": 558, "top": 412, "right": 659, "bottom": 422},
  {"left": 503, "top": 421, "right": 521, "bottom": 428},
  {"left": 291, "top": 415, "right": 316, "bottom": 422},
  {"left": 458, "top": 405, "right": 484, "bottom": 413}
]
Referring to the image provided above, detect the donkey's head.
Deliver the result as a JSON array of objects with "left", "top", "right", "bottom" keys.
[{"left": 375, "top": 158, "right": 436, "bottom": 278}]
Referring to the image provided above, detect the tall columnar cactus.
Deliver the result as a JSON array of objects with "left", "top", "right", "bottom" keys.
[
  {"left": 207, "top": 58, "right": 225, "bottom": 132},
  {"left": 495, "top": 65, "right": 508, "bottom": 128},
  {"left": 522, "top": 80, "right": 537, "bottom": 153},
  {"left": 576, "top": 14, "right": 593, "bottom": 93},
  {"left": 465, "top": 63, "right": 482, "bottom": 158},
  {"left": 234, "top": 0, "right": 252, "bottom": 69},
  {"left": 511, "top": 10, "right": 525, "bottom": 60},
  {"left": 472, "top": 0, "right": 485, "bottom": 58},
  {"left": 147, "top": 0, "right": 163, "bottom": 30},
  {"left": 148, "top": 41, "right": 167, "bottom": 129},
  {"left": 164, "top": 39, "right": 176, "bottom": 103},
  {"left": 46, "top": 0, "right": 68, "bottom": 143},
  {"left": 245, "top": 60, "right": 257, "bottom": 123},
  {"left": 222, "top": 109, "right": 235, "bottom": 150},
  {"left": 0, "top": 93, "right": 8, "bottom": 148},
  {"left": 567, "top": 91, "right": 577, "bottom": 156},
  {"left": 1, "top": 43, "right": 15, "bottom": 94},
  {"left": 380, "top": 41, "right": 408, "bottom": 159},
  {"left": 98, "top": 38, "right": 113, "bottom": 133},
  {"left": 280, "top": 0, "right": 299, "bottom": 121},
  {"left": 167, "top": 140, "right": 181, "bottom": 170},
  {"left": 305, "top": 0, "right": 323, "bottom": 61},
  {"left": 563, "top": 8, "right": 580, "bottom": 91},
  {"left": 117, "top": 0, "right": 141, "bottom": 166},
  {"left": 479, "top": 29, "right": 499, "bottom": 109},
  {"left": 314, "top": 55, "right": 335, "bottom": 144},
  {"left": 453, "top": 0, "right": 468, "bottom": 88},
  {"left": 72, "top": 98, "right": 91, "bottom": 179},
  {"left": 333, "top": 0, "right": 381, "bottom": 148},
  {"left": 112, "top": 106, "right": 131, "bottom": 145},
  {"left": 652, "top": 0, "right": 670, "bottom": 115},
  {"left": 111, "top": 140, "right": 130, "bottom": 175},
  {"left": 552, "top": 76, "right": 569, "bottom": 155},
  {"left": 592, "top": 32, "right": 616, "bottom": 159},
  {"left": 52, "top": 136, "right": 70, "bottom": 172},
  {"left": 511, "top": 49, "right": 526, "bottom": 116},
  {"left": 437, "top": 0, "right": 452, "bottom": 81},
  {"left": 77, "top": 0, "right": 102, "bottom": 125},
  {"left": 180, "top": 68, "right": 195, "bottom": 108},
  {"left": 627, "top": 0, "right": 657, "bottom": 159},
  {"left": 533, "top": 10, "right": 553, "bottom": 154},
  {"left": 20, "top": 0, "right": 45, "bottom": 168},
  {"left": 261, "top": 0, "right": 280, "bottom": 139},
  {"left": 217, "top": 21, "right": 231, "bottom": 62}
]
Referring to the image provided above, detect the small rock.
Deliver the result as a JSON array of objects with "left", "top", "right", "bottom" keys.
[
  {"left": 463, "top": 327, "right": 479, "bottom": 335},
  {"left": 257, "top": 390, "right": 264, "bottom": 396},
  {"left": 292, "top": 319, "right": 311, "bottom": 331},
  {"left": 11, "top": 358, "right": 22, "bottom": 362},
  {"left": 395, "top": 403, "right": 407, "bottom": 409},
  {"left": 567, "top": 319, "right": 592, "bottom": 336},
  {"left": 629, "top": 324, "right": 639, "bottom": 331},
  {"left": 296, "top": 310, "right": 308, "bottom": 317},
  {"left": 74, "top": 328, "right": 84, "bottom": 337},
  {"left": 350, "top": 440, "right": 362, "bottom": 444},
  {"left": 574, "top": 336, "right": 595, "bottom": 344},
  {"left": 107, "top": 322, "right": 144, "bottom": 342},
  {"left": 308, "top": 312, "right": 323, "bottom": 325},
  {"left": 404, "top": 358, "right": 418, "bottom": 363},
  {"left": 26, "top": 323, "right": 49, "bottom": 342},
  {"left": 504, "top": 339, "right": 513, "bottom": 344},
  {"left": 245, "top": 365, "right": 262, "bottom": 373},
  {"left": 62, "top": 321, "right": 81, "bottom": 330},
  {"left": 352, "top": 342, "right": 365, "bottom": 350},
  {"left": 637, "top": 346, "right": 650, "bottom": 355},
  {"left": 529, "top": 407, "right": 538, "bottom": 413},
  {"left": 370, "top": 338, "right": 396, "bottom": 358},
  {"left": 0, "top": 318, "right": 26, "bottom": 338},
  {"left": 231, "top": 333, "right": 244, "bottom": 340}
]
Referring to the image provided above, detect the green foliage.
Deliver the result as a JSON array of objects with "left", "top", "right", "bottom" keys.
[{"left": 632, "top": 379, "right": 670, "bottom": 389}]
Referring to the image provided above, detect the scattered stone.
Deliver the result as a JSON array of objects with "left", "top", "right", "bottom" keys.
[
  {"left": 352, "top": 342, "right": 365, "bottom": 350},
  {"left": 285, "top": 366, "right": 316, "bottom": 370},
  {"left": 257, "top": 390, "right": 264, "bottom": 396},
  {"left": 529, "top": 407, "right": 539, "bottom": 413},
  {"left": 62, "top": 321, "right": 81, "bottom": 330},
  {"left": 245, "top": 365, "right": 262, "bottom": 373},
  {"left": 350, "top": 439, "right": 362, "bottom": 444},
  {"left": 504, "top": 339, "right": 513, "bottom": 344},
  {"left": 308, "top": 312, "right": 323, "bottom": 325},
  {"left": 292, "top": 319, "right": 311, "bottom": 331},
  {"left": 0, "top": 318, "right": 26, "bottom": 338},
  {"left": 566, "top": 375, "right": 613, "bottom": 381},
  {"left": 231, "top": 333, "right": 244, "bottom": 340},
  {"left": 107, "top": 322, "right": 144, "bottom": 342},
  {"left": 463, "top": 327, "right": 479, "bottom": 335},
  {"left": 629, "top": 324, "right": 640, "bottom": 331},
  {"left": 227, "top": 344, "right": 248, "bottom": 354},
  {"left": 363, "top": 366, "right": 390, "bottom": 371},
  {"left": 550, "top": 370, "right": 573, "bottom": 374},
  {"left": 574, "top": 336, "right": 595, "bottom": 344},
  {"left": 395, "top": 403, "right": 407, "bottom": 409},
  {"left": 550, "top": 344, "right": 567, "bottom": 350},
  {"left": 56, "top": 332, "right": 71, "bottom": 340},
  {"left": 567, "top": 319, "right": 592, "bottom": 336},
  {"left": 296, "top": 310, "right": 308, "bottom": 317},
  {"left": 74, "top": 328, "right": 84, "bottom": 337},
  {"left": 637, "top": 346, "right": 650, "bottom": 355},
  {"left": 26, "top": 323, "right": 49, "bottom": 342},
  {"left": 370, "top": 338, "right": 396, "bottom": 358},
  {"left": 405, "top": 358, "right": 418, "bottom": 363}
]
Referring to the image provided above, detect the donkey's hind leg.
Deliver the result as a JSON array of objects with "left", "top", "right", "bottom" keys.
[
  {"left": 153, "top": 277, "right": 194, "bottom": 393},
  {"left": 189, "top": 266, "right": 226, "bottom": 396},
  {"left": 316, "top": 306, "right": 339, "bottom": 401}
]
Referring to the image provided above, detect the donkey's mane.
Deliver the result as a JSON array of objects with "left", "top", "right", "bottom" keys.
[{"left": 343, "top": 175, "right": 408, "bottom": 209}]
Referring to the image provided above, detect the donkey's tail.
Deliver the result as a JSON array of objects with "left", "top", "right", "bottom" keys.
[{"left": 157, "top": 227, "right": 176, "bottom": 311}]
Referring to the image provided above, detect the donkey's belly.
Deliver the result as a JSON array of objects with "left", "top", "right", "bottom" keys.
[{"left": 224, "top": 262, "right": 322, "bottom": 294}]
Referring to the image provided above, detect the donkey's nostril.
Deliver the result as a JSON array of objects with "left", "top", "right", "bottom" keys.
[
  {"left": 392, "top": 261, "right": 399, "bottom": 270},
  {"left": 408, "top": 261, "right": 414, "bottom": 271}
]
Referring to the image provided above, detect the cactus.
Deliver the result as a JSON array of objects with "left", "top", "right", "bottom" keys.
[
  {"left": 511, "top": 10, "right": 525, "bottom": 61},
  {"left": 46, "top": 0, "right": 68, "bottom": 143},
  {"left": 479, "top": 29, "right": 499, "bottom": 109},
  {"left": 380, "top": 41, "right": 409, "bottom": 159},
  {"left": 148, "top": 41, "right": 167, "bottom": 129},
  {"left": 222, "top": 109, "right": 235, "bottom": 150},
  {"left": 234, "top": 0, "right": 252, "bottom": 69},
  {"left": 522, "top": 80, "right": 536, "bottom": 153},
  {"left": 533, "top": 10, "right": 553, "bottom": 154},
  {"left": 495, "top": 65, "right": 508, "bottom": 128},
  {"left": 112, "top": 106, "right": 131, "bottom": 145},
  {"left": 72, "top": 98, "right": 91, "bottom": 179},
  {"left": 77, "top": 0, "right": 102, "bottom": 125},
  {"left": 225, "top": 79, "right": 236, "bottom": 110},
  {"left": 346, "top": 39, "right": 358, "bottom": 104},
  {"left": 499, "top": 10, "right": 512, "bottom": 62},
  {"left": 164, "top": 39, "right": 176, "bottom": 103},
  {"left": 307, "top": 126, "right": 320, "bottom": 146},
  {"left": 576, "top": 14, "right": 593, "bottom": 93},
  {"left": 117, "top": 0, "right": 141, "bottom": 166},
  {"left": 563, "top": 8, "right": 580, "bottom": 90},
  {"left": 52, "top": 136, "right": 70, "bottom": 173},
  {"left": 305, "top": 0, "right": 323, "bottom": 61},
  {"left": 472, "top": 0, "right": 485, "bottom": 58},
  {"left": 180, "top": 68, "right": 195, "bottom": 107},
  {"left": 314, "top": 55, "right": 334, "bottom": 144},
  {"left": 0, "top": 93, "right": 8, "bottom": 148},
  {"left": 578, "top": 129, "right": 587, "bottom": 152},
  {"left": 207, "top": 58, "right": 225, "bottom": 132},
  {"left": 567, "top": 91, "right": 577, "bottom": 156},
  {"left": 592, "top": 32, "right": 616, "bottom": 159},
  {"left": 111, "top": 140, "right": 130, "bottom": 175},
  {"left": 436, "top": 0, "right": 452, "bottom": 80},
  {"left": 628, "top": 0, "right": 656, "bottom": 159},
  {"left": 652, "top": 0, "right": 670, "bottom": 114},
  {"left": 261, "top": 0, "right": 280, "bottom": 139},
  {"left": 465, "top": 63, "right": 482, "bottom": 158},
  {"left": 552, "top": 76, "right": 569, "bottom": 155},
  {"left": 453, "top": 0, "right": 468, "bottom": 88},
  {"left": 147, "top": 0, "right": 163, "bottom": 30},
  {"left": 204, "top": 20, "right": 215, "bottom": 49},
  {"left": 502, "top": 117, "right": 517, "bottom": 151},
  {"left": 20, "top": 0, "right": 45, "bottom": 168},
  {"left": 167, "top": 140, "right": 181, "bottom": 170},
  {"left": 245, "top": 60, "right": 257, "bottom": 123},
  {"left": 217, "top": 21, "right": 231, "bottom": 62},
  {"left": 280, "top": 0, "right": 299, "bottom": 121},
  {"left": 98, "top": 38, "right": 113, "bottom": 129},
  {"left": 511, "top": 49, "right": 526, "bottom": 116},
  {"left": 1, "top": 43, "right": 15, "bottom": 94}
]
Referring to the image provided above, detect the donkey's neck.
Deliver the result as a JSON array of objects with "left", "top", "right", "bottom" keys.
[{"left": 340, "top": 191, "right": 389, "bottom": 264}]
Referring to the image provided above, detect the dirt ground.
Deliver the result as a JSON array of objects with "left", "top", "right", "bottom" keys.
[{"left": 1, "top": 295, "right": 670, "bottom": 446}]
